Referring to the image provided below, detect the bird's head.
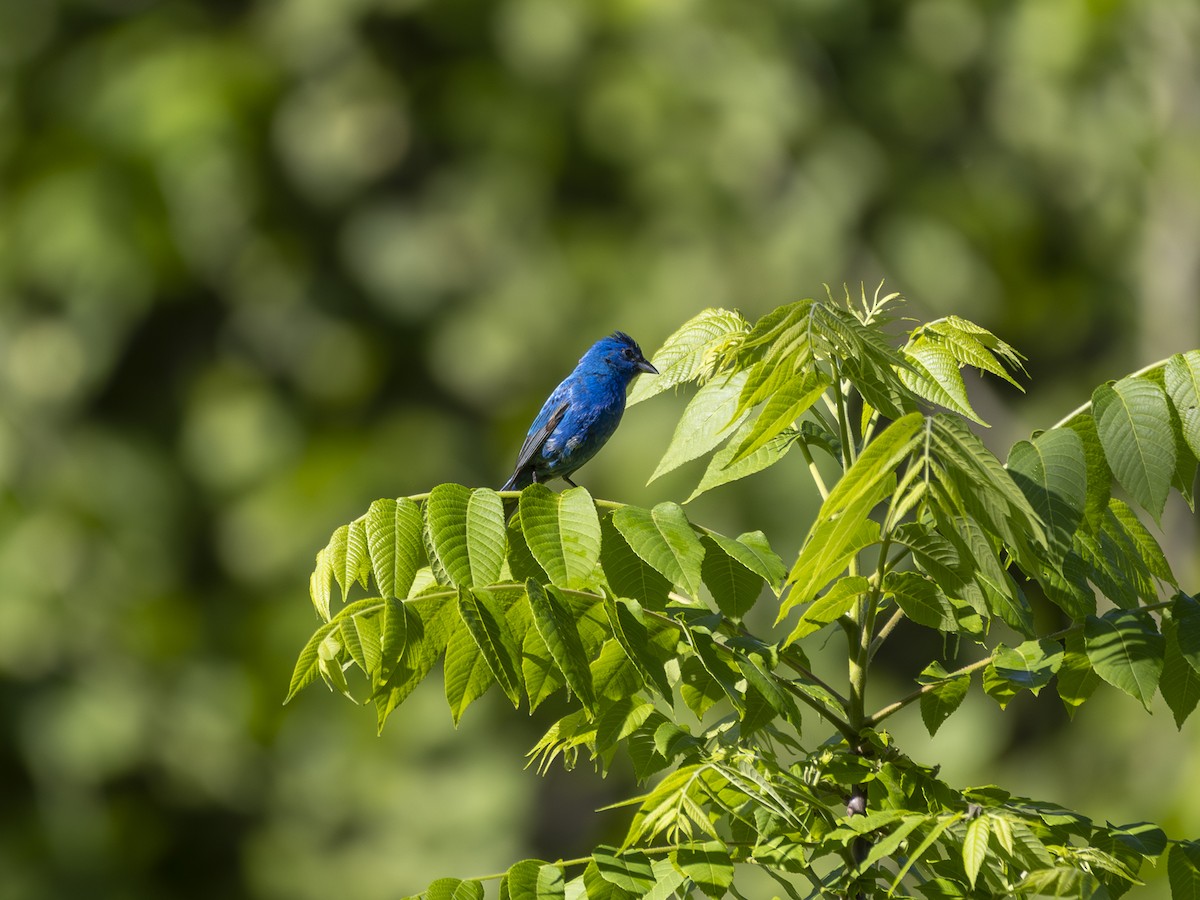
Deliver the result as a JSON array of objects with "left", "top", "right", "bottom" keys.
[{"left": 587, "top": 331, "right": 658, "bottom": 381}]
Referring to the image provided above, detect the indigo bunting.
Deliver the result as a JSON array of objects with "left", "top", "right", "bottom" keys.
[{"left": 501, "top": 332, "right": 657, "bottom": 490}]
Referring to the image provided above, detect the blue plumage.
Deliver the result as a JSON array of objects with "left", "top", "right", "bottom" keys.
[{"left": 501, "top": 332, "right": 657, "bottom": 491}]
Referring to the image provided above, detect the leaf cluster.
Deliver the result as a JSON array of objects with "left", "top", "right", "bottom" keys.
[{"left": 289, "top": 290, "right": 1200, "bottom": 898}]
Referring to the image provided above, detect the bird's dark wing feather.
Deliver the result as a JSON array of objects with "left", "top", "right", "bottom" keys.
[{"left": 510, "top": 400, "right": 569, "bottom": 478}]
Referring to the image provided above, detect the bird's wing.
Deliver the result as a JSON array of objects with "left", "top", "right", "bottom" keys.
[{"left": 510, "top": 399, "right": 570, "bottom": 478}]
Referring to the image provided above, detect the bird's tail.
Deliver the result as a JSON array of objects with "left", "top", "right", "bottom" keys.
[{"left": 501, "top": 469, "right": 533, "bottom": 492}]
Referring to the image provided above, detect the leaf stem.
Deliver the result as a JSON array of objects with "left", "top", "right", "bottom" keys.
[{"left": 1047, "top": 356, "right": 1174, "bottom": 430}]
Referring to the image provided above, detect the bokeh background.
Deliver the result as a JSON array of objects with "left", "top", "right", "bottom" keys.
[{"left": 2, "top": 0, "right": 1199, "bottom": 896}]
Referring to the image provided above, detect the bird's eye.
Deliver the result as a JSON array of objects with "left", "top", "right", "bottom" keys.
[{"left": 622, "top": 348, "right": 635, "bottom": 359}]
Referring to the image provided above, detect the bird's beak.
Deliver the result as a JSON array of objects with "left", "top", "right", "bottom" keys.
[{"left": 637, "top": 358, "right": 658, "bottom": 375}]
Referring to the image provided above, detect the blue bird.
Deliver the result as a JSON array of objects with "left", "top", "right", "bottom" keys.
[{"left": 501, "top": 332, "right": 658, "bottom": 491}]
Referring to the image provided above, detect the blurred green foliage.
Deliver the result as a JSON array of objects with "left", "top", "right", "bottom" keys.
[{"left": 0, "top": 0, "right": 1197, "bottom": 897}]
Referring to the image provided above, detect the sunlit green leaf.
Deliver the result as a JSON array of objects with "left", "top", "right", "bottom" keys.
[
  {"left": 783, "top": 412, "right": 923, "bottom": 617},
  {"left": 963, "top": 815, "right": 991, "bottom": 888},
  {"left": 365, "top": 497, "right": 425, "bottom": 600},
  {"left": 612, "top": 502, "right": 705, "bottom": 597},
  {"left": 1093, "top": 377, "right": 1175, "bottom": 522},
  {"left": 649, "top": 371, "right": 748, "bottom": 481},
  {"left": 672, "top": 840, "right": 734, "bottom": 896},
  {"left": 699, "top": 534, "right": 763, "bottom": 619},
  {"left": 519, "top": 484, "right": 602, "bottom": 590},
  {"left": 729, "top": 369, "right": 830, "bottom": 464},
  {"left": 628, "top": 308, "right": 749, "bottom": 405},
  {"left": 786, "top": 575, "right": 870, "bottom": 644}
]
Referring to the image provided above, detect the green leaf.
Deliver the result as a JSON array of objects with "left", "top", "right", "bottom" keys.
[
  {"left": 686, "top": 418, "right": 799, "bottom": 502},
  {"left": 526, "top": 580, "right": 596, "bottom": 712},
  {"left": 310, "top": 544, "right": 335, "bottom": 622},
  {"left": 884, "top": 571, "right": 957, "bottom": 631},
  {"left": 444, "top": 614, "right": 495, "bottom": 724},
  {"left": 520, "top": 484, "right": 602, "bottom": 590},
  {"left": 729, "top": 369, "right": 830, "bottom": 464},
  {"left": 425, "top": 878, "right": 484, "bottom": 900},
  {"left": 599, "top": 515, "right": 672, "bottom": 610},
  {"left": 699, "top": 534, "right": 763, "bottom": 620},
  {"left": 457, "top": 587, "right": 523, "bottom": 708},
  {"left": 612, "top": 502, "right": 706, "bottom": 597},
  {"left": 628, "top": 308, "right": 749, "bottom": 405},
  {"left": 1162, "top": 616, "right": 1200, "bottom": 729},
  {"left": 1006, "top": 428, "right": 1086, "bottom": 565},
  {"left": 365, "top": 497, "right": 425, "bottom": 600},
  {"left": 644, "top": 859, "right": 687, "bottom": 900},
  {"left": 1066, "top": 413, "right": 1112, "bottom": 529},
  {"left": 901, "top": 337, "right": 984, "bottom": 423},
  {"left": 1056, "top": 629, "right": 1099, "bottom": 718},
  {"left": 286, "top": 598, "right": 382, "bottom": 703},
  {"left": 536, "top": 864, "right": 564, "bottom": 900},
  {"left": 917, "top": 662, "right": 970, "bottom": 736},
  {"left": 649, "top": 371, "right": 748, "bottom": 481},
  {"left": 1084, "top": 609, "right": 1165, "bottom": 711},
  {"left": 503, "top": 859, "right": 550, "bottom": 900},
  {"left": 426, "top": 484, "right": 474, "bottom": 585},
  {"left": 592, "top": 846, "right": 655, "bottom": 894},
  {"left": 1165, "top": 350, "right": 1200, "bottom": 461},
  {"left": 786, "top": 575, "right": 870, "bottom": 644},
  {"left": 1107, "top": 498, "right": 1176, "bottom": 587},
  {"left": 673, "top": 840, "right": 734, "bottom": 897},
  {"left": 991, "top": 639, "right": 1063, "bottom": 696},
  {"left": 1093, "top": 377, "right": 1175, "bottom": 522},
  {"left": 466, "top": 488, "right": 507, "bottom": 586},
  {"left": 1174, "top": 593, "right": 1200, "bottom": 674},
  {"left": 703, "top": 529, "right": 787, "bottom": 595},
  {"left": 604, "top": 596, "right": 672, "bottom": 699},
  {"left": 963, "top": 815, "right": 991, "bottom": 888},
  {"left": 521, "top": 627, "right": 562, "bottom": 712},
  {"left": 374, "top": 595, "right": 456, "bottom": 730},
  {"left": 783, "top": 412, "right": 924, "bottom": 615},
  {"left": 1169, "top": 842, "right": 1200, "bottom": 900}
]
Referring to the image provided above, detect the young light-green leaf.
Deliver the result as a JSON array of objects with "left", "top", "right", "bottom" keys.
[
  {"left": 465, "top": 488, "right": 507, "bottom": 586},
  {"left": 963, "top": 815, "right": 991, "bottom": 888},
  {"left": 728, "top": 369, "right": 830, "bottom": 464},
  {"left": 686, "top": 418, "right": 799, "bottom": 502},
  {"left": 783, "top": 413, "right": 924, "bottom": 614},
  {"left": 787, "top": 575, "right": 870, "bottom": 644},
  {"left": 628, "top": 308, "right": 748, "bottom": 405},
  {"left": 427, "top": 483, "right": 474, "bottom": 586},
  {"left": 365, "top": 497, "right": 424, "bottom": 600},
  {"left": 519, "top": 484, "right": 602, "bottom": 590},
  {"left": 649, "top": 371, "right": 748, "bottom": 481}
]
